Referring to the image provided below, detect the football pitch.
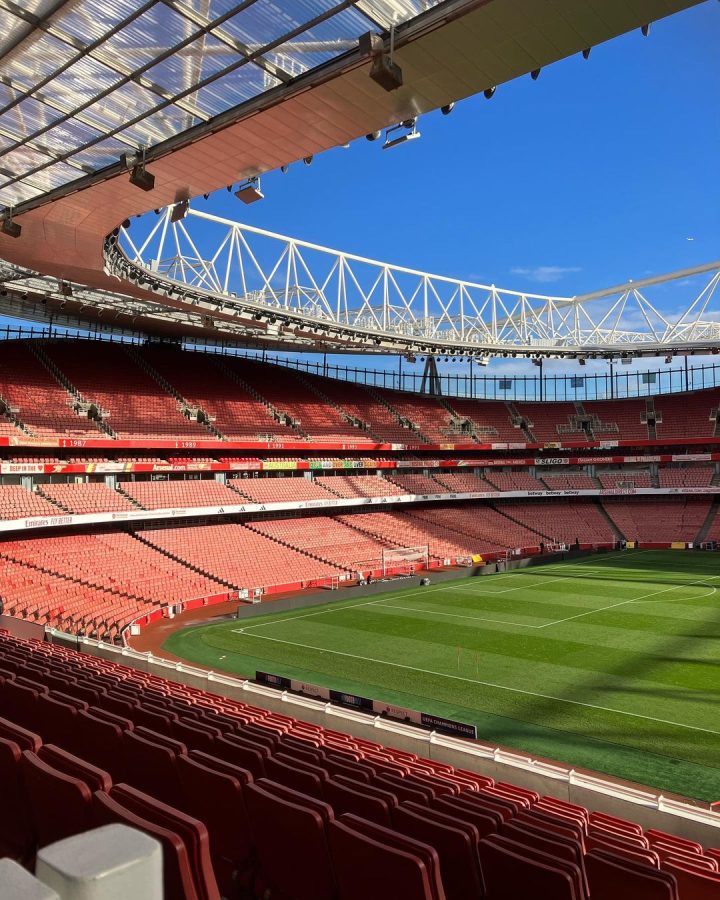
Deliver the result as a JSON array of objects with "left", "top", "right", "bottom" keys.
[{"left": 164, "top": 550, "right": 720, "bottom": 801}]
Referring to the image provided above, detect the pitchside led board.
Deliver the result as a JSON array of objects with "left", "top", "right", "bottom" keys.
[{"left": 256, "top": 671, "right": 477, "bottom": 740}]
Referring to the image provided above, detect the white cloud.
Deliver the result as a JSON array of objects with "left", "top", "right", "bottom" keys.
[{"left": 510, "top": 265, "right": 582, "bottom": 284}]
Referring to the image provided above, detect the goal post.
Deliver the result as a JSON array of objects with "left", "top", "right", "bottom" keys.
[{"left": 382, "top": 546, "right": 429, "bottom": 576}]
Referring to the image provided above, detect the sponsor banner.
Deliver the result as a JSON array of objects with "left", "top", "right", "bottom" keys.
[
  {"left": 534, "top": 457, "right": 569, "bottom": 466},
  {"left": 599, "top": 441, "right": 619, "bottom": 449},
  {"left": 420, "top": 713, "right": 477, "bottom": 740},
  {"left": 329, "top": 689, "right": 375, "bottom": 712},
  {"left": 256, "top": 671, "right": 292, "bottom": 690},
  {"left": 290, "top": 679, "right": 331, "bottom": 700},
  {"left": 264, "top": 460, "right": 297, "bottom": 470},
  {"left": 373, "top": 701, "right": 423, "bottom": 725}
]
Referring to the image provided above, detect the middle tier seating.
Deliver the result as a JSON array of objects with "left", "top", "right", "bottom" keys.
[
  {"left": 315, "top": 475, "right": 407, "bottom": 498},
  {"left": 0, "top": 485, "right": 64, "bottom": 520},
  {"left": 484, "top": 471, "right": 546, "bottom": 492},
  {"left": 388, "top": 473, "right": 448, "bottom": 494},
  {"left": 37, "top": 483, "right": 137, "bottom": 515},
  {"left": 598, "top": 471, "right": 653, "bottom": 489},
  {"left": 119, "top": 479, "right": 245, "bottom": 510},
  {"left": 229, "top": 476, "right": 335, "bottom": 504}
]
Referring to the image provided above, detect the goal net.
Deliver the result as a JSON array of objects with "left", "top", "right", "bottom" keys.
[{"left": 382, "top": 546, "right": 429, "bottom": 577}]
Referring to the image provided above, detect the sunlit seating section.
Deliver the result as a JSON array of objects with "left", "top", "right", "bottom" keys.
[
  {"left": 310, "top": 377, "right": 416, "bottom": 442},
  {"left": 229, "top": 476, "right": 335, "bottom": 504},
  {"left": 388, "top": 473, "right": 448, "bottom": 494},
  {"left": 514, "top": 402, "right": 583, "bottom": 441},
  {"left": 118, "top": 478, "right": 244, "bottom": 510},
  {"left": 225, "top": 358, "right": 366, "bottom": 441},
  {"left": 598, "top": 471, "right": 653, "bottom": 489},
  {"left": 602, "top": 496, "right": 711, "bottom": 544},
  {"left": 654, "top": 391, "right": 720, "bottom": 440},
  {"left": 0, "top": 485, "right": 63, "bottom": 520},
  {"left": 36, "top": 483, "right": 136, "bottom": 514},
  {"left": 658, "top": 465, "right": 714, "bottom": 487},
  {"left": 315, "top": 474, "right": 407, "bottom": 498},
  {"left": 408, "top": 504, "right": 544, "bottom": 552},
  {"left": 541, "top": 472, "right": 598, "bottom": 490},
  {"left": 582, "top": 398, "right": 647, "bottom": 440},
  {"left": 248, "top": 516, "right": 394, "bottom": 571},
  {"left": 0, "top": 342, "right": 103, "bottom": 439},
  {"left": 443, "top": 397, "right": 520, "bottom": 441},
  {"left": 140, "top": 522, "right": 346, "bottom": 589},
  {"left": 1, "top": 533, "right": 223, "bottom": 611},
  {"left": 432, "top": 471, "right": 492, "bottom": 492},
  {"left": 376, "top": 391, "right": 455, "bottom": 442},
  {"left": 140, "top": 345, "right": 290, "bottom": 440},
  {"left": 43, "top": 342, "right": 209, "bottom": 440},
  {"left": 3, "top": 631, "right": 718, "bottom": 900},
  {"left": 496, "top": 499, "right": 615, "bottom": 544},
  {"left": 484, "top": 471, "right": 546, "bottom": 491}
]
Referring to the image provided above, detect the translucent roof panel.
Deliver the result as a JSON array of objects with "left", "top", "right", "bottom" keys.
[{"left": 0, "top": 0, "right": 445, "bottom": 212}]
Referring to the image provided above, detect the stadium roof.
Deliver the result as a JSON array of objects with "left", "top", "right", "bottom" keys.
[
  {"left": 0, "top": 0, "right": 446, "bottom": 211},
  {"left": 0, "top": 0, "right": 708, "bottom": 354}
]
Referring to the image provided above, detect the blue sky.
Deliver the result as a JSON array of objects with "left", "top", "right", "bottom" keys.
[{"left": 7, "top": 2, "right": 719, "bottom": 390}]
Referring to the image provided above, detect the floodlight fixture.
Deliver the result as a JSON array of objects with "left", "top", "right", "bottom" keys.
[
  {"left": 1, "top": 213, "right": 21, "bottom": 238},
  {"left": 484, "top": 86, "right": 496, "bottom": 99},
  {"left": 441, "top": 102, "right": 455, "bottom": 115},
  {"left": 303, "top": 156, "right": 313, "bottom": 166},
  {"left": 582, "top": 47, "right": 592, "bottom": 59},
  {"left": 383, "top": 119, "right": 420, "bottom": 150},
  {"left": 366, "top": 131, "right": 381, "bottom": 141},
  {"left": 170, "top": 200, "right": 189, "bottom": 222},
  {"left": 60, "top": 282, "right": 73, "bottom": 297},
  {"left": 665, "top": 354, "right": 673, "bottom": 364},
  {"left": 235, "top": 177, "right": 264, "bottom": 204},
  {"left": 280, "top": 165, "right": 289, "bottom": 173},
  {"left": 531, "top": 68, "right": 541, "bottom": 80},
  {"left": 128, "top": 162, "right": 155, "bottom": 192},
  {"left": 641, "top": 23, "right": 650, "bottom": 36}
]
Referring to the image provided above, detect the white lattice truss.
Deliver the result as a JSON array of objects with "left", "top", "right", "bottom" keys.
[{"left": 111, "top": 207, "right": 720, "bottom": 358}]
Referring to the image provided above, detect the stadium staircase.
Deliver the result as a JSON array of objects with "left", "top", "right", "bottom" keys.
[
  {"left": 291, "top": 371, "right": 385, "bottom": 442},
  {"left": 642, "top": 398, "right": 658, "bottom": 440},
  {"left": 0, "top": 394, "right": 33, "bottom": 437},
  {"left": 365, "top": 387, "right": 431, "bottom": 442},
  {"left": 488, "top": 501, "right": 551, "bottom": 541},
  {"left": 506, "top": 402, "right": 536, "bottom": 442},
  {"left": 435, "top": 396, "right": 480, "bottom": 442},
  {"left": 694, "top": 496, "right": 720, "bottom": 544},
  {"left": 595, "top": 500, "right": 625, "bottom": 541},
  {"left": 212, "top": 357, "right": 305, "bottom": 438},
  {"left": 126, "top": 347, "right": 224, "bottom": 440},
  {"left": 29, "top": 343, "right": 114, "bottom": 438},
  {"left": 130, "top": 530, "right": 241, "bottom": 590},
  {"left": 114, "top": 486, "right": 149, "bottom": 510},
  {"left": 244, "top": 521, "right": 356, "bottom": 574}
]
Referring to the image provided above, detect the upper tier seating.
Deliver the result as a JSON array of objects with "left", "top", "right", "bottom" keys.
[
  {"left": 0, "top": 342, "right": 102, "bottom": 439},
  {"left": 514, "top": 403, "right": 583, "bottom": 442},
  {"left": 224, "top": 358, "right": 366, "bottom": 441},
  {"left": 315, "top": 475, "right": 407, "bottom": 498},
  {"left": 2, "top": 631, "right": 717, "bottom": 900},
  {"left": 36, "top": 483, "right": 136, "bottom": 515},
  {"left": 0, "top": 485, "right": 63, "bottom": 520},
  {"left": 654, "top": 392, "right": 720, "bottom": 440},
  {"left": 658, "top": 466, "right": 714, "bottom": 488},
  {"left": 598, "top": 471, "right": 653, "bottom": 489},
  {"left": 140, "top": 523, "right": 346, "bottom": 588},
  {"left": 541, "top": 473, "right": 599, "bottom": 491},
  {"left": 229, "top": 476, "right": 335, "bottom": 504},
  {"left": 118, "top": 479, "right": 244, "bottom": 510},
  {"left": 376, "top": 391, "right": 455, "bottom": 443},
  {"left": 602, "top": 497, "right": 711, "bottom": 544},
  {"left": 43, "top": 343, "right": 209, "bottom": 440},
  {"left": 582, "top": 399, "right": 648, "bottom": 441},
  {"left": 247, "top": 516, "right": 395, "bottom": 572},
  {"left": 308, "top": 378, "right": 416, "bottom": 443},
  {"left": 441, "top": 398, "right": 519, "bottom": 442},
  {"left": 140, "top": 345, "right": 291, "bottom": 440},
  {"left": 496, "top": 499, "right": 616, "bottom": 545},
  {"left": 484, "top": 471, "right": 546, "bottom": 492}
]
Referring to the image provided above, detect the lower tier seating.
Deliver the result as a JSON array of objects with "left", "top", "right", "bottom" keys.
[
  {"left": 1, "top": 631, "right": 717, "bottom": 900},
  {"left": 496, "top": 500, "right": 616, "bottom": 545},
  {"left": 601, "top": 497, "right": 712, "bottom": 544}
]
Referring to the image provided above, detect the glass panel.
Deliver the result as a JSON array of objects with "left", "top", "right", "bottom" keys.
[
  {"left": 82, "top": 81, "right": 162, "bottom": 134},
  {"left": 0, "top": 97, "right": 65, "bottom": 141},
  {"left": 51, "top": 0, "right": 153, "bottom": 46},
  {"left": 102, "top": 4, "right": 201, "bottom": 69},
  {"left": 219, "top": 0, "right": 344, "bottom": 48},
  {"left": 31, "top": 119, "right": 106, "bottom": 158},
  {"left": 271, "top": 6, "right": 376, "bottom": 74},
  {"left": 2, "top": 32, "right": 76, "bottom": 92},
  {"left": 117, "top": 105, "right": 201, "bottom": 146},
  {"left": 48, "top": 56, "right": 124, "bottom": 106},
  {"left": 69, "top": 135, "right": 140, "bottom": 170},
  {"left": 186, "top": 63, "right": 277, "bottom": 117},
  {"left": 144, "top": 33, "right": 238, "bottom": 97},
  {"left": 0, "top": 181, "right": 44, "bottom": 207}
]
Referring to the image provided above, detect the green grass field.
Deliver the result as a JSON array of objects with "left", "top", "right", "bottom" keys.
[{"left": 165, "top": 550, "right": 720, "bottom": 801}]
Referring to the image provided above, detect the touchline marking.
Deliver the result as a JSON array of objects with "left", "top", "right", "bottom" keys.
[{"left": 237, "top": 632, "right": 720, "bottom": 738}]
